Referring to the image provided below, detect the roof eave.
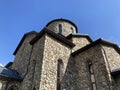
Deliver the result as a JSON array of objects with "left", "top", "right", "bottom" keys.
[
  {"left": 111, "top": 70, "right": 120, "bottom": 76},
  {"left": 0, "top": 75, "right": 23, "bottom": 81},
  {"left": 30, "top": 27, "right": 75, "bottom": 48},
  {"left": 0, "top": 67, "right": 23, "bottom": 81},
  {"left": 66, "top": 34, "right": 93, "bottom": 43},
  {"left": 5, "top": 62, "right": 13, "bottom": 68},
  {"left": 72, "top": 38, "right": 120, "bottom": 56},
  {"left": 13, "top": 31, "right": 38, "bottom": 55},
  {"left": 46, "top": 18, "right": 78, "bottom": 33}
]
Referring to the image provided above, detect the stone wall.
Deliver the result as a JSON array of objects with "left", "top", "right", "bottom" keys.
[
  {"left": 62, "top": 56, "right": 78, "bottom": 90},
  {"left": 19, "top": 35, "right": 45, "bottom": 90},
  {"left": 101, "top": 45, "right": 120, "bottom": 90},
  {"left": 113, "top": 75, "right": 120, "bottom": 90},
  {"left": 71, "top": 37, "right": 91, "bottom": 52},
  {"left": 0, "top": 81, "right": 2, "bottom": 90},
  {"left": 102, "top": 45, "right": 120, "bottom": 71},
  {"left": 5, "top": 33, "right": 37, "bottom": 90},
  {"left": 74, "top": 45, "right": 114, "bottom": 90},
  {"left": 20, "top": 33, "right": 77, "bottom": 90},
  {"left": 1, "top": 28, "right": 120, "bottom": 90},
  {"left": 38, "top": 34, "right": 72, "bottom": 90},
  {"left": 1, "top": 81, "right": 21, "bottom": 90},
  {"left": 1, "top": 81, "right": 8, "bottom": 90},
  {"left": 12, "top": 33, "right": 36, "bottom": 76},
  {"left": 47, "top": 21, "right": 76, "bottom": 36}
]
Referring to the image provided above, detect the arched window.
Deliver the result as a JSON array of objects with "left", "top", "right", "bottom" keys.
[
  {"left": 70, "top": 27, "right": 74, "bottom": 33},
  {"left": 58, "top": 24, "right": 62, "bottom": 33},
  {"left": 8, "top": 85, "right": 18, "bottom": 90},
  {"left": 57, "top": 60, "right": 63, "bottom": 90},
  {"left": 88, "top": 62, "right": 97, "bottom": 90}
]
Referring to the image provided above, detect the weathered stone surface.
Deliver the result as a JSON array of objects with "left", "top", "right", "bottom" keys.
[
  {"left": 19, "top": 35, "right": 45, "bottom": 90},
  {"left": 12, "top": 33, "right": 37, "bottom": 76},
  {"left": 71, "top": 37, "right": 91, "bottom": 52},
  {"left": 0, "top": 81, "right": 2, "bottom": 90},
  {"left": 1, "top": 19, "right": 120, "bottom": 90},
  {"left": 74, "top": 45, "right": 114, "bottom": 90},
  {"left": 47, "top": 21, "right": 77, "bottom": 36},
  {"left": 39, "top": 34, "right": 72, "bottom": 90},
  {"left": 102, "top": 45, "right": 120, "bottom": 71},
  {"left": 114, "top": 74, "right": 120, "bottom": 90},
  {"left": 0, "top": 81, "right": 20, "bottom": 90}
]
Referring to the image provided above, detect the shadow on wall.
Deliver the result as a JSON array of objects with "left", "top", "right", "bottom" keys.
[{"left": 61, "top": 56, "right": 78, "bottom": 90}]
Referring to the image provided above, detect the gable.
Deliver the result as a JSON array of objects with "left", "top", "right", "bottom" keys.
[
  {"left": 30, "top": 28, "right": 75, "bottom": 48},
  {"left": 13, "top": 31, "right": 38, "bottom": 55},
  {"left": 72, "top": 38, "right": 120, "bottom": 56}
]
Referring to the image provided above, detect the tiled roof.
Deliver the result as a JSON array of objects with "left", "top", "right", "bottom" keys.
[{"left": 0, "top": 66, "right": 22, "bottom": 81}]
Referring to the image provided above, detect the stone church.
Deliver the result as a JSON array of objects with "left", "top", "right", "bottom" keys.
[{"left": 0, "top": 19, "right": 120, "bottom": 90}]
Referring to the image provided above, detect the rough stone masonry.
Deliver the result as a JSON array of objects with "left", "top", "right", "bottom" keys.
[{"left": 0, "top": 19, "right": 120, "bottom": 90}]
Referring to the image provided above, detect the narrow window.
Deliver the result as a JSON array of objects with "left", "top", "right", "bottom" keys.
[
  {"left": 57, "top": 60, "right": 63, "bottom": 90},
  {"left": 88, "top": 62, "right": 97, "bottom": 90},
  {"left": 58, "top": 24, "right": 62, "bottom": 33},
  {"left": 70, "top": 27, "right": 74, "bottom": 33}
]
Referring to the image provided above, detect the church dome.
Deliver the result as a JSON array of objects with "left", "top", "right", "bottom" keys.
[{"left": 46, "top": 18, "right": 78, "bottom": 36}]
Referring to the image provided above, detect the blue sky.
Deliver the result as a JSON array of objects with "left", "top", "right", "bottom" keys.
[{"left": 0, "top": 0, "right": 120, "bottom": 66}]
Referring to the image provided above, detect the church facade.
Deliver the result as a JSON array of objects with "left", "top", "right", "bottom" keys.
[{"left": 0, "top": 19, "right": 120, "bottom": 90}]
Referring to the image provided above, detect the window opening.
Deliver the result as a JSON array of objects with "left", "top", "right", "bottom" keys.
[
  {"left": 8, "top": 85, "right": 18, "bottom": 90},
  {"left": 58, "top": 24, "right": 62, "bottom": 33},
  {"left": 88, "top": 62, "right": 97, "bottom": 90},
  {"left": 71, "top": 27, "right": 74, "bottom": 33},
  {"left": 57, "top": 60, "right": 63, "bottom": 90}
]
